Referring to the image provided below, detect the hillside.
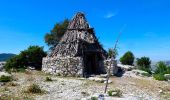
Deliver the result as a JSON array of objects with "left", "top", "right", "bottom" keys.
[{"left": 0, "top": 53, "right": 16, "bottom": 61}]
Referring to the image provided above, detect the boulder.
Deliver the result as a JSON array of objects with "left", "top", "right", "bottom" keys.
[
  {"left": 132, "top": 70, "right": 150, "bottom": 77},
  {"left": 104, "top": 80, "right": 113, "bottom": 84},
  {"left": 117, "top": 64, "right": 135, "bottom": 71},
  {"left": 164, "top": 74, "right": 170, "bottom": 80},
  {"left": 0, "top": 72, "right": 11, "bottom": 77},
  {"left": 89, "top": 77, "right": 105, "bottom": 83},
  {"left": 99, "top": 74, "right": 108, "bottom": 78}
]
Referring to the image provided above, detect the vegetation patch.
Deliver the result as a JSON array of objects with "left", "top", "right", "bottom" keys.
[
  {"left": 136, "top": 57, "right": 152, "bottom": 74},
  {"left": 0, "top": 75, "right": 12, "bottom": 82},
  {"left": 120, "top": 51, "right": 134, "bottom": 65},
  {"left": 107, "top": 89, "right": 122, "bottom": 97},
  {"left": 25, "top": 84, "right": 45, "bottom": 94},
  {"left": 91, "top": 96, "right": 98, "bottom": 100},
  {"left": 153, "top": 61, "right": 170, "bottom": 81},
  {"left": 153, "top": 73, "right": 167, "bottom": 81},
  {"left": 4, "top": 46, "right": 47, "bottom": 72},
  {"left": 45, "top": 77, "right": 52, "bottom": 82}
]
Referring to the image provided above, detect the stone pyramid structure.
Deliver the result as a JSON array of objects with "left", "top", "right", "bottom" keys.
[{"left": 42, "top": 12, "right": 107, "bottom": 77}]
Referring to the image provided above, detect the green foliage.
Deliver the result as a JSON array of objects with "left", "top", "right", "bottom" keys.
[
  {"left": 154, "top": 62, "right": 168, "bottom": 74},
  {"left": 107, "top": 89, "right": 122, "bottom": 97},
  {"left": 91, "top": 96, "right": 98, "bottom": 100},
  {"left": 26, "top": 84, "right": 44, "bottom": 94},
  {"left": 45, "top": 19, "right": 69, "bottom": 50},
  {"left": 153, "top": 73, "right": 167, "bottom": 81},
  {"left": 120, "top": 51, "right": 134, "bottom": 65},
  {"left": 108, "top": 48, "right": 118, "bottom": 59},
  {"left": 136, "top": 57, "right": 151, "bottom": 74},
  {"left": 153, "top": 61, "right": 170, "bottom": 81},
  {"left": 4, "top": 46, "right": 47, "bottom": 71},
  {"left": 0, "top": 75, "right": 12, "bottom": 82},
  {"left": 45, "top": 77, "right": 52, "bottom": 81}
]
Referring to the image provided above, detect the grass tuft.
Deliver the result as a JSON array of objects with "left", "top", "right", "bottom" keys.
[{"left": 25, "top": 84, "right": 45, "bottom": 94}]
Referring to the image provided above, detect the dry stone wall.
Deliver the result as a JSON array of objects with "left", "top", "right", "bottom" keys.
[{"left": 42, "top": 57, "right": 83, "bottom": 77}]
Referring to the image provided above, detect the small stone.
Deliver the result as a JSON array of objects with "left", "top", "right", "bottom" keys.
[
  {"left": 159, "top": 90, "right": 163, "bottom": 93},
  {"left": 104, "top": 80, "right": 112, "bottom": 84}
]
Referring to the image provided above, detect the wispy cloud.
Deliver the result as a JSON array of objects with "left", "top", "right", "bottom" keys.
[{"left": 104, "top": 12, "right": 117, "bottom": 19}]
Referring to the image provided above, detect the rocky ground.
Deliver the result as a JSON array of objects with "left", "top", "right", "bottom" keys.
[{"left": 0, "top": 70, "right": 170, "bottom": 100}]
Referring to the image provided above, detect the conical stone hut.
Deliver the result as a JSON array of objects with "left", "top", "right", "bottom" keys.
[{"left": 42, "top": 12, "right": 107, "bottom": 77}]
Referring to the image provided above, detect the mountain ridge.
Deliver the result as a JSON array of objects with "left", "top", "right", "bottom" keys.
[{"left": 0, "top": 53, "right": 16, "bottom": 61}]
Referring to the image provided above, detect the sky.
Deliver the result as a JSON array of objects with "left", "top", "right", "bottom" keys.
[{"left": 0, "top": 0, "right": 170, "bottom": 61}]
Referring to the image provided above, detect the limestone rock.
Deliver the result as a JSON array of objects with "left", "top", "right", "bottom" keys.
[
  {"left": 117, "top": 64, "right": 135, "bottom": 71},
  {"left": 164, "top": 74, "right": 170, "bottom": 80},
  {"left": 104, "top": 80, "right": 113, "bottom": 84},
  {"left": 0, "top": 72, "right": 11, "bottom": 77},
  {"left": 132, "top": 70, "right": 150, "bottom": 77}
]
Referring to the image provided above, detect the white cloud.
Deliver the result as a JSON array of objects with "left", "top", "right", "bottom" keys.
[{"left": 104, "top": 12, "right": 117, "bottom": 19}]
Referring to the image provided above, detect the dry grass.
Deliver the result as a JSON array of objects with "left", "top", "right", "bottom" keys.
[
  {"left": 5, "top": 82, "right": 19, "bottom": 87},
  {"left": 24, "top": 84, "right": 46, "bottom": 94}
]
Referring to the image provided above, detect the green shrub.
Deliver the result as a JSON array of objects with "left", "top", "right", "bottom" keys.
[
  {"left": 4, "top": 46, "right": 47, "bottom": 72},
  {"left": 17, "top": 67, "right": 26, "bottom": 72},
  {"left": 153, "top": 62, "right": 169, "bottom": 81},
  {"left": 107, "top": 89, "right": 122, "bottom": 97},
  {"left": 0, "top": 75, "right": 12, "bottom": 82},
  {"left": 91, "top": 96, "right": 98, "bottom": 100},
  {"left": 154, "top": 62, "right": 167, "bottom": 74},
  {"left": 120, "top": 51, "right": 134, "bottom": 65},
  {"left": 153, "top": 73, "right": 167, "bottom": 81},
  {"left": 26, "top": 84, "right": 44, "bottom": 94},
  {"left": 136, "top": 57, "right": 151, "bottom": 74},
  {"left": 45, "top": 77, "right": 52, "bottom": 81},
  {"left": 108, "top": 48, "right": 118, "bottom": 58}
]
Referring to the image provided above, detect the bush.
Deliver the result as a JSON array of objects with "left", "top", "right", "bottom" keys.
[
  {"left": 136, "top": 57, "right": 151, "bottom": 74},
  {"left": 45, "top": 77, "right": 52, "bottom": 81},
  {"left": 153, "top": 73, "right": 167, "bottom": 81},
  {"left": 108, "top": 48, "right": 118, "bottom": 58},
  {"left": 120, "top": 51, "right": 134, "bottom": 65},
  {"left": 26, "top": 84, "right": 44, "bottom": 94},
  {"left": 153, "top": 61, "right": 170, "bottom": 81},
  {"left": 0, "top": 75, "right": 12, "bottom": 82},
  {"left": 154, "top": 62, "right": 167, "bottom": 74},
  {"left": 4, "top": 46, "right": 47, "bottom": 72},
  {"left": 107, "top": 89, "right": 122, "bottom": 97},
  {"left": 91, "top": 96, "right": 98, "bottom": 100}
]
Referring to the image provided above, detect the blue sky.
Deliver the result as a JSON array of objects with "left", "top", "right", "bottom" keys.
[{"left": 0, "top": 0, "right": 170, "bottom": 61}]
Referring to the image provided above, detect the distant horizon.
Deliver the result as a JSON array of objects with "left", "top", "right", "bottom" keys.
[{"left": 0, "top": 0, "right": 170, "bottom": 61}]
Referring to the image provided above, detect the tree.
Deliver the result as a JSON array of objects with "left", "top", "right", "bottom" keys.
[
  {"left": 4, "top": 46, "right": 47, "bottom": 71},
  {"left": 120, "top": 51, "right": 134, "bottom": 65},
  {"left": 108, "top": 48, "right": 118, "bottom": 59},
  {"left": 136, "top": 57, "right": 151, "bottom": 73},
  {"left": 45, "top": 19, "right": 69, "bottom": 50}
]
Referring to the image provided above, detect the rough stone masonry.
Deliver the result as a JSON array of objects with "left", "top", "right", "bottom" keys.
[{"left": 42, "top": 12, "right": 117, "bottom": 77}]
